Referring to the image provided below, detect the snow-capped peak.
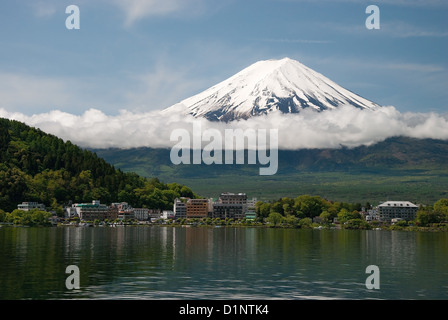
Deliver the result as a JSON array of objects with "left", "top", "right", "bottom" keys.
[{"left": 164, "top": 57, "right": 381, "bottom": 121}]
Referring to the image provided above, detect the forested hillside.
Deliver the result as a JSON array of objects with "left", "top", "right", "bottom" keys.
[{"left": 0, "top": 118, "right": 196, "bottom": 213}]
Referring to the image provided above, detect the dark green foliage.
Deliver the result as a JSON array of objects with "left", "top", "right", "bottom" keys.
[
  {"left": 416, "top": 198, "right": 448, "bottom": 227},
  {"left": 255, "top": 194, "right": 361, "bottom": 221},
  {"left": 343, "top": 219, "right": 371, "bottom": 230},
  {"left": 0, "top": 118, "right": 196, "bottom": 213},
  {"left": 3, "top": 209, "right": 52, "bottom": 226}
]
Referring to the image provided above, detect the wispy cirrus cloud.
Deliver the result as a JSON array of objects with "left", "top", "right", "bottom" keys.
[
  {"left": 123, "top": 63, "right": 211, "bottom": 112},
  {"left": 381, "top": 21, "right": 448, "bottom": 38},
  {"left": 310, "top": 55, "right": 446, "bottom": 75},
  {"left": 315, "top": 20, "right": 448, "bottom": 38},
  {"left": 259, "top": 38, "right": 334, "bottom": 44},
  {"left": 28, "top": 0, "right": 211, "bottom": 26},
  {"left": 384, "top": 62, "right": 445, "bottom": 73},
  {"left": 277, "top": 0, "right": 448, "bottom": 6},
  {"left": 32, "top": 1, "right": 57, "bottom": 18},
  {"left": 109, "top": 0, "right": 209, "bottom": 26}
]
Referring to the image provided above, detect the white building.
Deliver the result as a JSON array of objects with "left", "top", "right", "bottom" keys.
[
  {"left": 133, "top": 208, "right": 149, "bottom": 221},
  {"left": 65, "top": 200, "right": 113, "bottom": 221},
  {"left": 247, "top": 197, "right": 258, "bottom": 207},
  {"left": 365, "top": 209, "right": 378, "bottom": 221},
  {"left": 162, "top": 210, "right": 175, "bottom": 220},
  {"left": 377, "top": 201, "right": 419, "bottom": 222},
  {"left": 18, "top": 202, "right": 46, "bottom": 211},
  {"left": 148, "top": 209, "right": 162, "bottom": 221}
]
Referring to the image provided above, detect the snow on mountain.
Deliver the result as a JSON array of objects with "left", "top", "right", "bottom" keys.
[{"left": 163, "top": 57, "right": 381, "bottom": 121}]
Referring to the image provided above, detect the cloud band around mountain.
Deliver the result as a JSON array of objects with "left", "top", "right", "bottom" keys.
[{"left": 1, "top": 105, "right": 447, "bottom": 150}]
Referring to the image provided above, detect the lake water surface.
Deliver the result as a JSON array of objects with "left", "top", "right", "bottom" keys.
[{"left": 0, "top": 226, "right": 447, "bottom": 300}]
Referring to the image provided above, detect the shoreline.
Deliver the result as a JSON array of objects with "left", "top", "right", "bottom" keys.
[{"left": 1, "top": 221, "right": 447, "bottom": 232}]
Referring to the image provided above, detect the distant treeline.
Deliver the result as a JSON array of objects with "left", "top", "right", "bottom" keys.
[
  {"left": 256, "top": 195, "right": 366, "bottom": 220},
  {"left": 255, "top": 195, "right": 448, "bottom": 228},
  {"left": 0, "top": 118, "right": 196, "bottom": 213}
]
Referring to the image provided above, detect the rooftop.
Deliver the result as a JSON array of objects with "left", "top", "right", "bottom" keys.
[{"left": 378, "top": 201, "right": 418, "bottom": 208}]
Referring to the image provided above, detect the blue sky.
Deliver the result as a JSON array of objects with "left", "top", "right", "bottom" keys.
[{"left": 1, "top": 0, "right": 447, "bottom": 117}]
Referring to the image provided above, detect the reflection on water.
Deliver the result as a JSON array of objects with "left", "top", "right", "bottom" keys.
[{"left": 0, "top": 226, "right": 447, "bottom": 299}]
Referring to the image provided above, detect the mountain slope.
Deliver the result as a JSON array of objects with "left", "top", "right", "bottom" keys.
[
  {"left": 93, "top": 136, "right": 448, "bottom": 203},
  {"left": 94, "top": 136, "right": 448, "bottom": 175},
  {"left": 163, "top": 57, "right": 380, "bottom": 121}
]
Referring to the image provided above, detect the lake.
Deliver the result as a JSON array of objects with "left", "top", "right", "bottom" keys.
[{"left": 0, "top": 226, "right": 447, "bottom": 300}]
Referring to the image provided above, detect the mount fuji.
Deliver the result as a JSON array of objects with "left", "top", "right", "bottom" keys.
[{"left": 163, "top": 57, "right": 381, "bottom": 121}]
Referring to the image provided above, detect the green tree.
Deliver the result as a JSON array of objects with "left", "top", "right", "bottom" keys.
[
  {"left": 5, "top": 209, "right": 50, "bottom": 226},
  {"left": 319, "top": 210, "right": 333, "bottom": 225},
  {"left": 298, "top": 217, "right": 312, "bottom": 228},
  {"left": 293, "top": 195, "right": 328, "bottom": 218},
  {"left": 283, "top": 203, "right": 293, "bottom": 216},
  {"left": 395, "top": 220, "right": 408, "bottom": 227},
  {"left": 434, "top": 198, "right": 448, "bottom": 221},
  {"left": 416, "top": 207, "right": 440, "bottom": 226},
  {"left": 256, "top": 202, "right": 271, "bottom": 219},
  {"left": 270, "top": 202, "right": 284, "bottom": 216},
  {"left": 343, "top": 219, "right": 371, "bottom": 230},
  {"left": 0, "top": 168, "right": 30, "bottom": 212},
  {"left": 284, "top": 214, "right": 299, "bottom": 227},
  {"left": 266, "top": 212, "right": 284, "bottom": 227},
  {"left": 337, "top": 209, "right": 361, "bottom": 223},
  {"left": 179, "top": 185, "right": 195, "bottom": 198},
  {"left": 30, "top": 209, "right": 52, "bottom": 226},
  {"left": 0, "top": 209, "right": 6, "bottom": 222}
]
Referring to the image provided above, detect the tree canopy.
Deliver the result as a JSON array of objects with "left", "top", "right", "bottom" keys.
[{"left": 255, "top": 194, "right": 363, "bottom": 222}]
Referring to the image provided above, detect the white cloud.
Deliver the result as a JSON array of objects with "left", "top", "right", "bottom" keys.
[
  {"left": 110, "top": 0, "right": 208, "bottom": 26},
  {"left": 33, "top": 2, "right": 57, "bottom": 18},
  {"left": 124, "top": 64, "right": 209, "bottom": 112},
  {"left": 1, "top": 106, "right": 447, "bottom": 150}
]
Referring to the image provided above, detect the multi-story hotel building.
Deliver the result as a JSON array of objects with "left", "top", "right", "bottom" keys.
[
  {"left": 65, "top": 200, "right": 119, "bottom": 221},
  {"left": 210, "top": 193, "right": 252, "bottom": 219},
  {"left": 174, "top": 193, "right": 257, "bottom": 220},
  {"left": 212, "top": 203, "right": 245, "bottom": 219},
  {"left": 186, "top": 198, "right": 210, "bottom": 219},
  {"left": 377, "top": 201, "right": 419, "bottom": 222},
  {"left": 66, "top": 200, "right": 114, "bottom": 221},
  {"left": 219, "top": 192, "right": 247, "bottom": 205},
  {"left": 173, "top": 198, "right": 188, "bottom": 219},
  {"left": 133, "top": 208, "right": 150, "bottom": 221}
]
